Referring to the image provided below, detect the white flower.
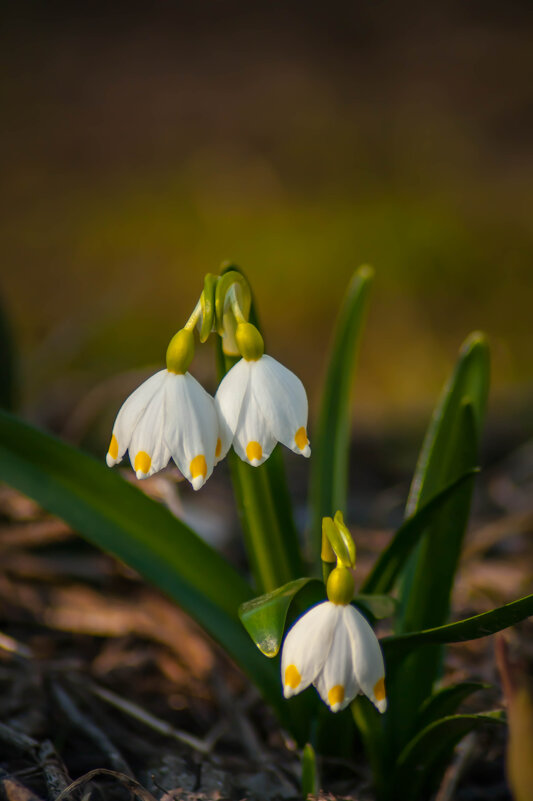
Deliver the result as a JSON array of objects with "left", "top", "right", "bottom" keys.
[
  {"left": 106, "top": 369, "right": 220, "bottom": 490},
  {"left": 215, "top": 354, "right": 310, "bottom": 466},
  {"left": 281, "top": 601, "right": 387, "bottom": 714}
]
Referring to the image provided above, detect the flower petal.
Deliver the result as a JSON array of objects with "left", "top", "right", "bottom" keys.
[
  {"left": 214, "top": 359, "right": 251, "bottom": 461},
  {"left": 250, "top": 355, "right": 310, "bottom": 457},
  {"left": 107, "top": 370, "right": 167, "bottom": 467},
  {"left": 281, "top": 602, "right": 339, "bottom": 699},
  {"left": 232, "top": 389, "right": 277, "bottom": 466},
  {"left": 314, "top": 612, "right": 360, "bottom": 712},
  {"left": 344, "top": 604, "right": 387, "bottom": 713},
  {"left": 129, "top": 381, "right": 170, "bottom": 479},
  {"left": 164, "top": 373, "right": 218, "bottom": 489}
]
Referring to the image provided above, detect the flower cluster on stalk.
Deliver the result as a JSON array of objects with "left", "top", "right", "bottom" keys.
[{"left": 106, "top": 277, "right": 310, "bottom": 490}]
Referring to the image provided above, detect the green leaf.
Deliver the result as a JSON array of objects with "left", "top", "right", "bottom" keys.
[
  {"left": 352, "top": 594, "right": 397, "bottom": 620},
  {"left": 309, "top": 266, "right": 373, "bottom": 561},
  {"left": 389, "top": 334, "right": 490, "bottom": 750},
  {"left": 0, "top": 410, "right": 284, "bottom": 713},
  {"left": 416, "top": 682, "right": 490, "bottom": 731},
  {"left": 215, "top": 264, "right": 302, "bottom": 593},
  {"left": 239, "top": 577, "right": 321, "bottom": 657},
  {"left": 361, "top": 469, "right": 479, "bottom": 595},
  {"left": 301, "top": 743, "right": 319, "bottom": 798},
  {"left": 383, "top": 592, "right": 533, "bottom": 663},
  {"left": 393, "top": 711, "right": 505, "bottom": 801}
]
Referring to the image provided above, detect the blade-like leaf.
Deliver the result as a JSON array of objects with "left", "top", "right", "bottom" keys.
[
  {"left": 215, "top": 264, "right": 302, "bottom": 593},
  {"left": 393, "top": 711, "right": 505, "bottom": 801},
  {"left": 301, "top": 743, "right": 318, "bottom": 798},
  {"left": 390, "top": 334, "right": 490, "bottom": 750},
  {"left": 416, "top": 682, "right": 490, "bottom": 731},
  {"left": 0, "top": 410, "right": 284, "bottom": 711},
  {"left": 309, "top": 266, "right": 373, "bottom": 560},
  {"left": 383, "top": 592, "right": 533, "bottom": 663},
  {"left": 361, "top": 469, "right": 478, "bottom": 595},
  {"left": 352, "top": 594, "right": 397, "bottom": 620},
  {"left": 239, "top": 577, "right": 320, "bottom": 657}
]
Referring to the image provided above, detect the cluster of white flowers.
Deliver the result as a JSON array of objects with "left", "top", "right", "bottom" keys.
[{"left": 106, "top": 326, "right": 310, "bottom": 490}]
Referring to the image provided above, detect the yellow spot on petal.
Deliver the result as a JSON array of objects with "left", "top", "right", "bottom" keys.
[
  {"left": 294, "top": 427, "right": 309, "bottom": 451},
  {"left": 134, "top": 451, "right": 151, "bottom": 475},
  {"left": 108, "top": 434, "right": 118, "bottom": 460},
  {"left": 285, "top": 664, "right": 301, "bottom": 689},
  {"left": 374, "top": 677, "right": 386, "bottom": 702},
  {"left": 215, "top": 438, "right": 222, "bottom": 458},
  {"left": 246, "top": 441, "right": 263, "bottom": 462},
  {"left": 328, "top": 685, "right": 345, "bottom": 707},
  {"left": 190, "top": 454, "right": 207, "bottom": 480}
]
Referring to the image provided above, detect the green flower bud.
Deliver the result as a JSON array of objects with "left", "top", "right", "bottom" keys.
[
  {"left": 327, "top": 567, "right": 355, "bottom": 606},
  {"left": 235, "top": 322, "right": 264, "bottom": 361},
  {"left": 166, "top": 329, "right": 195, "bottom": 374}
]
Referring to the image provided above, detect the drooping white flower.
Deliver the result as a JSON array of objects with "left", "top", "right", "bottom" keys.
[
  {"left": 106, "top": 368, "right": 220, "bottom": 491},
  {"left": 215, "top": 353, "right": 311, "bottom": 467},
  {"left": 281, "top": 601, "right": 387, "bottom": 714}
]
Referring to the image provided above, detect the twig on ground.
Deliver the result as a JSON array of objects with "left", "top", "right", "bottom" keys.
[
  {"left": 54, "top": 769, "right": 157, "bottom": 801},
  {"left": 86, "top": 681, "right": 212, "bottom": 755},
  {"left": 50, "top": 682, "right": 134, "bottom": 778},
  {"left": 37, "top": 741, "right": 72, "bottom": 799}
]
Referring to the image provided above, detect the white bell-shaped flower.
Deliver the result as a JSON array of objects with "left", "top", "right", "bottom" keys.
[
  {"left": 106, "top": 331, "right": 221, "bottom": 490},
  {"left": 281, "top": 601, "right": 387, "bottom": 714},
  {"left": 215, "top": 349, "right": 310, "bottom": 467}
]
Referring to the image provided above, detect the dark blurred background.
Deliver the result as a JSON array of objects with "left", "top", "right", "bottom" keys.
[{"left": 2, "top": 0, "right": 533, "bottom": 455}]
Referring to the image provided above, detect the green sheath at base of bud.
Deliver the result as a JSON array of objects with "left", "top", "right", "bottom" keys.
[
  {"left": 327, "top": 567, "right": 355, "bottom": 605},
  {"left": 166, "top": 329, "right": 195, "bottom": 374},
  {"left": 236, "top": 322, "right": 264, "bottom": 361}
]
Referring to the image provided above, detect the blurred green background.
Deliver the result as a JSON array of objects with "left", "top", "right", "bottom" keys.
[{"left": 1, "top": 1, "right": 532, "bottom": 452}]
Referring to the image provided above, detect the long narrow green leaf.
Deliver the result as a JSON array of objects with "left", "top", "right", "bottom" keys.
[
  {"left": 309, "top": 266, "right": 373, "bottom": 561},
  {"left": 416, "top": 682, "right": 489, "bottom": 731},
  {"left": 383, "top": 592, "right": 533, "bottom": 663},
  {"left": 0, "top": 410, "right": 283, "bottom": 711},
  {"left": 215, "top": 264, "right": 302, "bottom": 593},
  {"left": 361, "top": 469, "right": 478, "bottom": 595},
  {"left": 393, "top": 711, "right": 505, "bottom": 801},
  {"left": 389, "top": 334, "right": 490, "bottom": 751}
]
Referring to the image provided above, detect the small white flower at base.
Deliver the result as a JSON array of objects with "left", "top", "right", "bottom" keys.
[
  {"left": 106, "top": 370, "right": 220, "bottom": 491},
  {"left": 281, "top": 601, "right": 387, "bottom": 714},
  {"left": 215, "top": 354, "right": 311, "bottom": 467}
]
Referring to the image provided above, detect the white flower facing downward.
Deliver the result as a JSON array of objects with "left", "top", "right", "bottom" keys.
[
  {"left": 106, "top": 331, "right": 221, "bottom": 490},
  {"left": 281, "top": 601, "right": 387, "bottom": 714},
  {"left": 215, "top": 324, "right": 310, "bottom": 466}
]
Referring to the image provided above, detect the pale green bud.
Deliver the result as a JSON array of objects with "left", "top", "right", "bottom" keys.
[
  {"left": 327, "top": 566, "right": 355, "bottom": 605},
  {"left": 235, "top": 322, "right": 264, "bottom": 361},
  {"left": 166, "top": 329, "right": 194, "bottom": 374}
]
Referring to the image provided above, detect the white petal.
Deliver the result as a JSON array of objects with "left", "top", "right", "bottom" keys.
[
  {"left": 232, "top": 389, "right": 277, "bottom": 466},
  {"left": 344, "top": 605, "right": 387, "bottom": 713},
  {"left": 250, "top": 355, "right": 310, "bottom": 457},
  {"left": 214, "top": 359, "right": 251, "bottom": 461},
  {"left": 164, "top": 373, "right": 219, "bottom": 489},
  {"left": 129, "top": 381, "right": 170, "bottom": 479},
  {"left": 314, "top": 612, "right": 359, "bottom": 712},
  {"left": 107, "top": 370, "right": 167, "bottom": 466},
  {"left": 281, "top": 602, "right": 339, "bottom": 699}
]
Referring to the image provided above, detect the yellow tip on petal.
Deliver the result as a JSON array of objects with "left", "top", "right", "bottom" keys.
[
  {"left": 190, "top": 454, "right": 207, "bottom": 480},
  {"left": 285, "top": 664, "right": 301, "bottom": 689},
  {"left": 374, "top": 677, "right": 386, "bottom": 703},
  {"left": 108, "top": 434, "right": 119, "bottom": 461},
  {"left": 294, "top": 427, "right": 309, "bottom": 451},
  {"left": 328, "top": 685, "right": 345, "bottom": 708},
  {"left": 246, "top": 441, "right": 263, "bottom": 463},
  {"left": 134, "top": 451, "right": 151, "bottom": 476},
  {"left": 215, "top": 438, "right": 222, "bottom": 459}
]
